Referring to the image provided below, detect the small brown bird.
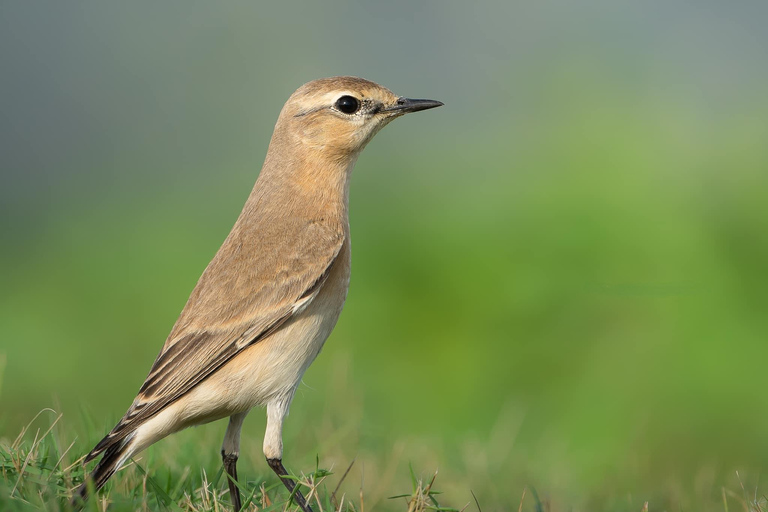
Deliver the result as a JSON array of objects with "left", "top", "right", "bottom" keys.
[{"left": 74, "top": 76, "right": 442, "bottom": 511}]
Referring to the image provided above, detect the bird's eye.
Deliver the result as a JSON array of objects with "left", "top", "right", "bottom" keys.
[{"left": 335, "top": 95, "right": 360, "bottom": 115}]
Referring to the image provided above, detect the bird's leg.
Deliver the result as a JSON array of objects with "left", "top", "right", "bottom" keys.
[
  {"left": 222, "top": 412, "right": 248, "bottom": 511},
  {"left": 266, "top": 457, "right": 313, "bottom": 512},
  {"left": 222, "top": 452, "right": 241, "bottom": 511},
  {"left": 263, "top": 397, "right": 313, "bottom": 512}
]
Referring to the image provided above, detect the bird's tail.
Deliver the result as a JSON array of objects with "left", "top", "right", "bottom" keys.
[{"left": 72, "top": 433, "right": 136, "bottom": 507}]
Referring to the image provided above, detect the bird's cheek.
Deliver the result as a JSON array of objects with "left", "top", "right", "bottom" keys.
[{"left": 297, "top": 123, "right": 324, "bottom": 142}]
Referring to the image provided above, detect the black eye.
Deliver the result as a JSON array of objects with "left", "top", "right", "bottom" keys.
[{"left": 335, "top": 95, "right": 360, "bottom": 114}]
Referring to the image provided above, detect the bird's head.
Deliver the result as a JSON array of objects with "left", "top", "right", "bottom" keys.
[{"left": 276, "top": 76, "right": 443, "bottom": 160}]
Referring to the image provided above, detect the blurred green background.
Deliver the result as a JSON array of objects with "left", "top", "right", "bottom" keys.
[{"left": 2, "top": 0, "right": 768, "bottom": 509}]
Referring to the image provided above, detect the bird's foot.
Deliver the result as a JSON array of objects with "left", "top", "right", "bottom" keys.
[{"left": 266, "top": 457, "right": 314, "bottom": 512}]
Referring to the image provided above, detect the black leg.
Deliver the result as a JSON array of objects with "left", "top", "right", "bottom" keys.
[
  {"left": 222, "top": 450, "right": 242, "bottom": 511},
  {"left": 266, "top": 458, "right": 314, "bottom": 512}
]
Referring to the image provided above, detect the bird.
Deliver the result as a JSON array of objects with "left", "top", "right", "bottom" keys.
[{"left": 72, "top": 76, "right": 442, "bottom": 512}]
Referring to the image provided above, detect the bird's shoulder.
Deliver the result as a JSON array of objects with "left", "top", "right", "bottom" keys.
[{"left": 171, "top": 211, "right": 345, "bottom": 332}]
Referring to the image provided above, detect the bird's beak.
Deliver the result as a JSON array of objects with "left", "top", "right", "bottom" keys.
[{"left": 382, "top": 97, "right": 444, "bottom": 115}]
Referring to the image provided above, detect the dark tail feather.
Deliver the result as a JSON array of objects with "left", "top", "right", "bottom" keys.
[
  {"left": 84, "top": 432, "right": 117, "bottom": 464},
  {"left": 72, "top": 436, "right": 132, "bottom": 507}
]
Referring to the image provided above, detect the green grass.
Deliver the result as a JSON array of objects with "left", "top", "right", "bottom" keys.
[
  {"left": 2, "top": 406, "right": 767, "bottom": 512},
  {"left": 0, "top": 410, "right": 464, "bottom": 512}
]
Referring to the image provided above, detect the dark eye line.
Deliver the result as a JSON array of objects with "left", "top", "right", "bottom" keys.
[{"left": 293, "top": 106, "right": 325, "bottom": 118}]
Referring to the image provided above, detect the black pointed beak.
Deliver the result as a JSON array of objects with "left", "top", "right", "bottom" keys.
[{"left": 383, "top": 97, "right": 444, "bottom": 114}]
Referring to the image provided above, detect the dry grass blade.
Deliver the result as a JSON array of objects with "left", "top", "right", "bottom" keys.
[
  {"left": 48, "top": 437, "right": 78, "bottom": 482},
  {"left": 331, "top": 458, "right": 356, "bottom": 508},
  {"left": 471, "top": 489, "right": 482, "bottom": 512},
  {"left": 12, "top": 413, "right": 65, "bottom": 498},
  {"left": 260, "top": 481, "right": 272, "bottom": 508},
  {"left": 360, "top": 462, "right": 365, "bottom": 512},
  {"left": 724, "top": 488, "right": 749, "bottom": 512}
]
